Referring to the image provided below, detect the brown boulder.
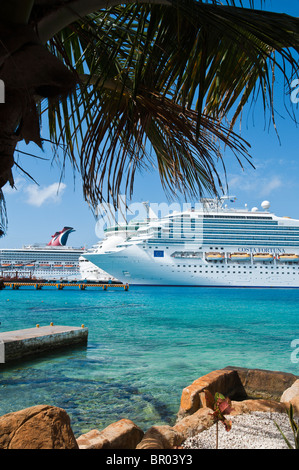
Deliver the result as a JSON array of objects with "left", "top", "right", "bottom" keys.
[
  {"left": 178, "top": 369, "right": 243, "bottom": 419},
  {"left": 77, "top": 418, "right": 144, "bottom": 449},
  {"left": 280, "top": 379, "right": 299, "bottom": 402},
  {"left": 0, "top": 405, "right": 78, "bottom": 449},
  {"left": 280, "top": 379, "right": 299, "bottom": 416},
  {"left": 173, "top": 407, "right": 215, "bottom": 441},
  {"left": 230, "top": 399, "right": 287, "bottom": 415},
  {"left": 136, "top": 425, "right": 182, "bottom": 449},
  {"left": 225, "top": 366, "right": 299, "bottom": 400}
]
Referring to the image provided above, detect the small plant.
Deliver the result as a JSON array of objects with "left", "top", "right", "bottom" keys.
[
  {"left": 204, "top": 390, "right": 234, "bottom": 449},
  {"left": 274, "top": 404, "right": 299, "bottom": 449}
]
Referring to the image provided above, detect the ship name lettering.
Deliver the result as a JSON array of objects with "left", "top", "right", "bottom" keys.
[{"left": 238, "top": 247, "right": 285, "bottom": 254}]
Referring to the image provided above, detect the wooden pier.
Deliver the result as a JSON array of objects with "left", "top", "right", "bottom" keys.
[
  {"left": 1, "top": 282, "right": 129, "bottom": 291},
  {"left": 0, "top": 324, "right": 88, "bottom": 364}
]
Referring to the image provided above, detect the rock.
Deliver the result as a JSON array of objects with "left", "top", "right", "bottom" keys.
[
  {"left": 230, "top": 399, "right": 287, "bottom": 415},
  {"left": 178, "top": 369, "right": 244, "bottom": 419},
  {"left": 77, "top": 418, "right": 144, "bottom": 449},
  {"left": 289, "top": 397, "right": 299, "bottom": 417},
  {"left": 178, "top": 367, "right": 299, "bottom": 421},
  {"left": 280, "top": 379, "right": 299, "bottom": 402},
  {"left": 225, "top": 366, "right": 299, "bottom": 401},
  {"left": 0, "top": 405, "right": 78, "bottom": 449},
  {"left": 136, "top": 407, "right": 217, "bottom": 449},
  {"left": 173, "top": 407, "right": 215, "bottom": 441},
  {"left": 280, "top": 379, "right": 299, "bottom": 416},
  {"left": 136, "top": 425, "right": 181, "bottom": 449}
]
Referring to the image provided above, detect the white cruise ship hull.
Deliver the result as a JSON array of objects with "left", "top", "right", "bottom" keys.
[
  {"left": 85, "top": 244, "right": 299, "bottom": 288},
  {"left": 84, "top": 197, "right": 299, "bottom": 288}
]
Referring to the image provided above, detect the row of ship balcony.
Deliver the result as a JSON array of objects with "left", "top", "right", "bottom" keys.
[
  {"left": 171, "top": 252, "right": 299, "bottom": 262},
  {"left": 0, "top": 263, "right": 79, "bottom": 269}
]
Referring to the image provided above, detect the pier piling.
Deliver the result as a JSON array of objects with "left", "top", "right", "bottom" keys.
[{"left": 1, "top": 282, "right": 128, "bottom": 291}]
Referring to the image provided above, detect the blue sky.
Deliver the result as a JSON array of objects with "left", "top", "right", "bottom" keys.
[{"left": 1, "top": 0, "right": 299, "bottom": 249}]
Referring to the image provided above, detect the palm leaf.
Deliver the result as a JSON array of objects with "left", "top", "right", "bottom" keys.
[
  {"left": 0, "top": 190, "right": 7, "bottom": 236},
  {"left": 43, "top": 1, "right": 299, "bottom": 209}
]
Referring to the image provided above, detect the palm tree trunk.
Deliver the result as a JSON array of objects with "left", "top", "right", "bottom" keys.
[
  {"left": 0, "top": 1, "right": 35, "bottom": 193},
  {"left": 0, "top": 1, "right": 78, "bottom": 194},
  {"left": 0, "top": 90, "right": 23, "bottom": 189}
]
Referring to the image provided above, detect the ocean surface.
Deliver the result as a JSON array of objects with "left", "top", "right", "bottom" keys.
[{"left": 0, "top": 285, "right": 298, "bottom": 437}]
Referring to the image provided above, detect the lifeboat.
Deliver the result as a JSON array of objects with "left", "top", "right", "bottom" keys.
[
  {"left": 253, "top": 253, "right": 273, "bottom": 261},
  {"left": 65, "top": 264, "right": 75, "bottom": 268},
  {"left": 53, "top": 264, "right": 63, "bottom": 268},
  {"left": 40, "top": 264, "right": 51, "bottom": 268},
  {"left": 14, "top": 263, "right": 24, "bottom": 267},
  {"left": 277, "top": 254, "right": 299, "bottom": 262},
  {"left": 230, "top": 252, "right": 251, "bottom": 261},
  {"left": 25, "top": 263, "right": 35, "bottom": 267},
  {"left": 205, "top": 252, "right": 225, "bottom": 261},
  {"left": 1, "top": 263, "right": 11, "bottom": 267}
]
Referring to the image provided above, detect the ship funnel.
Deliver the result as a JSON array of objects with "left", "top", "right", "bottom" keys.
[{"left": 48, "top": 227, "right": 75, "bottom": 246}]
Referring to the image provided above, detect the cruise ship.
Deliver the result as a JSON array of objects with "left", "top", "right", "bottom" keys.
[
  {"left": 0, "top": 227, "right": 85, "bottom": 280},
  {"left": 0, "top": 226, "right": 117, "bottom": 282},
  {"left": 79, "top": 255, "right": 117, "bottom": 282},
  {"left": 82, "top": 196, "right": 299, "bottom": 287}
]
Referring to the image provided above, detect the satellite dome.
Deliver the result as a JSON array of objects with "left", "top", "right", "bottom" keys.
[
  {"left": 251, "top": 207, "right": 258, "bottom": 212},
  {"left": 261, "top": 200, "right": 270, "bottom": 210}
]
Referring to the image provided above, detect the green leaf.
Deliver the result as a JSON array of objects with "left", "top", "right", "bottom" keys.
[{"left": 274, "top": 420, "right": 294, "bottom": 450}]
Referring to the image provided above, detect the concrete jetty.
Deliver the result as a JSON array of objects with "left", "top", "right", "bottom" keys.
[{"left": 0, "top": 325, "right": 88, "bottom": 364}]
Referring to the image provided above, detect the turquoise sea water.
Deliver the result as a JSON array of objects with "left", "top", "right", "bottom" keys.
[{"left": 0, "top": 286, "right": 298, "bottom": 437}]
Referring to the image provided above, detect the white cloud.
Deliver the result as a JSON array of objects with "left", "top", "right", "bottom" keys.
[
  {"left": 24, "top": 182, "right": 66, "bottom": 207},
  {"left": 259, "top": 176, "right": 282, "bottom": 197},
  {"left": 228, "top": 173, "right": 282, "bottom": 197}
]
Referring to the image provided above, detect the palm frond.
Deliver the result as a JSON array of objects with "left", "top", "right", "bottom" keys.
[
  {"left": 44, "top": 1, "right": 299, "bottom": 209},
  {"left": 0, "top": 190, "right": 7, "bottom": 237}
]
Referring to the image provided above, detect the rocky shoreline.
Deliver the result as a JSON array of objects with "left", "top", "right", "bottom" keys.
[{"left": 0, "top": 366, "right": 298, "bottom": 449}]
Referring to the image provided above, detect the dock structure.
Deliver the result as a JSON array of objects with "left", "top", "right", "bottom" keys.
[
  {"left": 1, "top": 282, "right": 129, "bottom": 291},
  {"left": 0, "top": 324, "right": 88, "bottom": 364}
]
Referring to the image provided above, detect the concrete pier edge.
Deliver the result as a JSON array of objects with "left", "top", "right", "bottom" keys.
[{"left": 0, "top": 325, "right": 88, "bottom": 364}]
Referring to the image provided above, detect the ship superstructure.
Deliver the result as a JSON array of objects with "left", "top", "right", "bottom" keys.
[{"left": 82, "top": 197, "right": 299, "bottom": 287}]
